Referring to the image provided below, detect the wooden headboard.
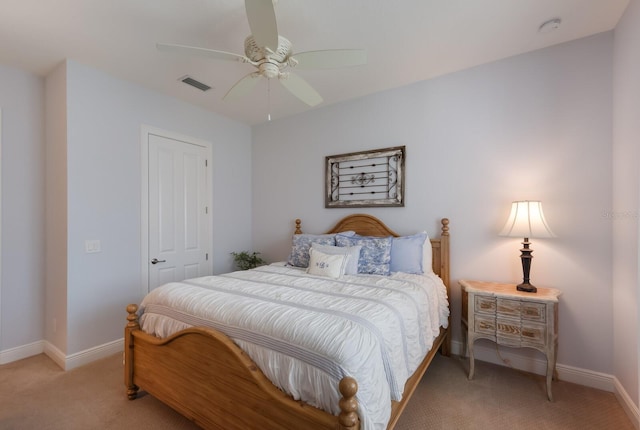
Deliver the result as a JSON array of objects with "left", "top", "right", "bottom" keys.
[{"left": 293, "top": 213, "right": 450, "bottom": 292}]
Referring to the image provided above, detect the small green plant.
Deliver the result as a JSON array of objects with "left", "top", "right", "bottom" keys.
[{"left": 231, "top": 251, "right": 266, "bottom": 270}]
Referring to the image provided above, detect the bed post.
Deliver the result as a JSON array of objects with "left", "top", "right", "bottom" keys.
[
  {"left": 294, "top": 218, "right": 303, "bottom": 234},
  {"left": 338, "top": 377, "right": 360, "bottom": 430},
  {"left": 124, "top": 304, "right": 140, "bottom": 400}
]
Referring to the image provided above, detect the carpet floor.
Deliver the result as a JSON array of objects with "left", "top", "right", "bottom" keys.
[{"left": 0, "top": 352, "right": 634, "bottom": 429}]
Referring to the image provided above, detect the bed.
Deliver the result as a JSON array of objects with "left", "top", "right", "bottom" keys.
[{"left": 125, "top": 214, "right": 451, "bottom": 430}]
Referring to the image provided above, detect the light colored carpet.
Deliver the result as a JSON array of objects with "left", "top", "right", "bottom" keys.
[{"left": 0, "top": 352, "right": 634, "bottom": 429}]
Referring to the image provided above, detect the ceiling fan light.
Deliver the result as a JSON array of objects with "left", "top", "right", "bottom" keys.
[{"left": 260, "top": 62, "right": 281, "bottom": 79}]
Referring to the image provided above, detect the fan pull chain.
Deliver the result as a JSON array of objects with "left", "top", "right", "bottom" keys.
[{"left": 267, "top": 78, "right": 272, "bottom": 121}]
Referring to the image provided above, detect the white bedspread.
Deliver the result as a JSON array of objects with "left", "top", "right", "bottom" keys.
[{"left": 138, "top": 264, "right": 449, "bottom": 430}]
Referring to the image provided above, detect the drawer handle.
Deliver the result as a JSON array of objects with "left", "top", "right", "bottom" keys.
[{"left": 522, "top": 330, "right": 535, "bottom": 338}]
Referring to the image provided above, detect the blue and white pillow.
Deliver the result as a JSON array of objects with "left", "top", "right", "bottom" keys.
[
  {"left": 390, "top": 232, "right": 428, "bottom": 274},
  {"left": 306, "top": 248, "right": 349, "bottom": 279},
  {"left": 336, "top": 234, "right": 392, "bottom": 276},
  {"left": 311, "top": 243, "right": 362, "bottom": 275},
  {"left": 287, "top": 231, "right": 356, "bottom": 268}
]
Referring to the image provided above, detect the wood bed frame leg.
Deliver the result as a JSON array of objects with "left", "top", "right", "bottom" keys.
[
  {"left": 439, "top": 218, "right": 452, "bottom": 357},
  {"left": 338, "top": 377, "right": 360, "bottom": 430},
  {"left": 440, "top": 329, "right": 452, "bottom": 357},
  {"left": 124, "top": 304, "right": 140, "bottom": 400}
]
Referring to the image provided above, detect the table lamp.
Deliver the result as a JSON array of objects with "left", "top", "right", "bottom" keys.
[{"left": 499, "top": 201, "right": 555, "bottom": 293}]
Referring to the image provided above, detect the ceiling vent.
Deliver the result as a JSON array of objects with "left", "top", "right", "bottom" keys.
[{"left": 179, "top": 75, "right": 212, "bottom": 92}]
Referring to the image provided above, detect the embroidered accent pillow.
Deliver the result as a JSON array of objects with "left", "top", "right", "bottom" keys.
[
  {"left": 311, "top": 243, "right": 362, "bottom": 275},
  {"left": 306, "top": 248, "right": 349, "bottom": 278}
]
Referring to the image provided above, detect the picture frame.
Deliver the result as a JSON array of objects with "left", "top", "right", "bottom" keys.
[{"left": 325, "top": 146, "right": 405, "bottom": 208}]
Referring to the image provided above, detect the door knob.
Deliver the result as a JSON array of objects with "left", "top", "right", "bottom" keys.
[{"left": 151, "top": 258, "right": 166, "bottom": 265}]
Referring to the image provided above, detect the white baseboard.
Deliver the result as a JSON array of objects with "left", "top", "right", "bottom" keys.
[
  {"left": 43, "top": 341, "right": 67, "bottom": 369},
  {"left": 0, "top": 340, "right": 45, "bottom": 365},
  {"left": 558, "top": 361, "right": 616, "bottom": 392},
  {"left": 1, "top": 338, "right": 123, "bottom": 370},
  {"left": 64, "top": 338, "right": 123, "bottom": 370},
  {"left": 45, "top": 338, "right": 124, "bottom": 370},
  {"left": 614, "top": 376, "right": 640, "bottom": 429}
]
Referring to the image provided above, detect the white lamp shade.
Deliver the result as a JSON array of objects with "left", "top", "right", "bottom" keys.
[{"left": 499, "top": 201, "right": 556, "bottom": 239}]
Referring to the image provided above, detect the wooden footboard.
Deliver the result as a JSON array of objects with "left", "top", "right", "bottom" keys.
[
  {"left": 125, "top": 304, "right": 359, "bottom": 430},
  {"left": 125, "top": 304, "right": 448, "bottom": 430}
]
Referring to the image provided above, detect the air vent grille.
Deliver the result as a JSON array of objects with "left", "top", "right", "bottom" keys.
[{"left": 180, "top": 76, "right": 212, "bottom": 92}]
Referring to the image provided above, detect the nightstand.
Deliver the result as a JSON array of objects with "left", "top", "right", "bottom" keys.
[{"left": 460, "top": 279, "right": 561, "bottom": 401}]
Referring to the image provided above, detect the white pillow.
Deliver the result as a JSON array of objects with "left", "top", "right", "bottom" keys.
[
  {"left": 306, "top": 248, "right": 350, "bottom": 279},
  {"left": 422, "top": 232, "right": 434, "bottom": 274},
  {"left": 311, "top": 243, "right": 362, "bottom": 275}
]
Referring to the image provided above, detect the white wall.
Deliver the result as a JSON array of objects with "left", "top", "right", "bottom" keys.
[
  {"left": 253, "top": 33, "right": 614, "bottom": 374},
  {"left": 0, "top": 65, "right": 45, "bottom": 355},
  {"left": 613, "top": 0, "right": 640, "bottom": 410},
  {"left": 45, "top": 60, "right": 253, "bottom": 356}
]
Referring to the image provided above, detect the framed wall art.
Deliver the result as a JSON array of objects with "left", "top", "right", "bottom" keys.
[{"left": 325, "top": 146, "right": 405, "bottom": 208}]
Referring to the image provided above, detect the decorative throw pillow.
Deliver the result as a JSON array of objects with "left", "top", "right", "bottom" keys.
[
  {"left": 390, "top": 232, "right": 427, "bottom": 274},
  {"left": 311, "top": 243, "right": 362, "bottom": 275},
  {"left": 287, "top": 231, "right": 356, "bottom": 268},
  {"left": 335, "top": 234, "right": 392, "bottom": 276},
  {"left": 306, "top": 248, "right": 349, "bottom": 279}
]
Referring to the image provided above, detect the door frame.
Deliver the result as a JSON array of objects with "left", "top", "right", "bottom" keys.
[{"left": 140, "top": 125, "right": 213, "bottom": 296}]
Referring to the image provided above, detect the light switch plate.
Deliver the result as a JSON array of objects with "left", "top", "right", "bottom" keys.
[{"left": 85, "top": 239, "right": 101, "bottom": 253}]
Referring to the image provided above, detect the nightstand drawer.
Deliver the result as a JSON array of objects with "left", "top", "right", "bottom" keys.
[
  {"left": 496, "top": 317, "right": 521, "bottom": 346},
  {"left": 495, "top": 319, "right": 547, "bottom": 347},
  {"left": 496, "top": 298, "right": 521, "bottom": 317},
  {"left": 521, "top": 302, "right": 546, "bottom": 322},
  {"left": 474, "top": 314, "right": 496, "bottom": 335},
  {"left": 475, "top": 296, "right": 496, "bottom": 314},
  {"left": 521, "top": 322, "right": 546, "bottom": 347},
  {"left": 494, "top": 299, "right": 546, "bottom": 322}
]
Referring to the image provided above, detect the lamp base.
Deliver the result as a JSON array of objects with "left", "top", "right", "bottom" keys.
[{"left": 516, "top": 282, "right": 537, "bottom": 293}]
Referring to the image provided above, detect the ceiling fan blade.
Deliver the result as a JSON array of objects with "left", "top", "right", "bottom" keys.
[
  {"left": 279, "top": 72, "right": 323, "bottom": 107},
  {"left": 157, "top": 43, "right": 247, "bottom": 63},
  {"left": 244, "top": 0, "right": 279, "bottom": 51},
  {"left": 293, "top": 49, "right": 367, "bottom": 69},
  {"left": 223, "top": 73, "right": 261, "bottom": 101}
]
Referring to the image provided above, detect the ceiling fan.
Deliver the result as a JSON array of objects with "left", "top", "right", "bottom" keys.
[{"left": 157, "top": 0, "right": 366, "bottom": 107}]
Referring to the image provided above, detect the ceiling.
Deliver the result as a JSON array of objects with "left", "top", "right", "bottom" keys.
[{"left": 0, "top": 0, "right": 629, "bottom": 125}]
